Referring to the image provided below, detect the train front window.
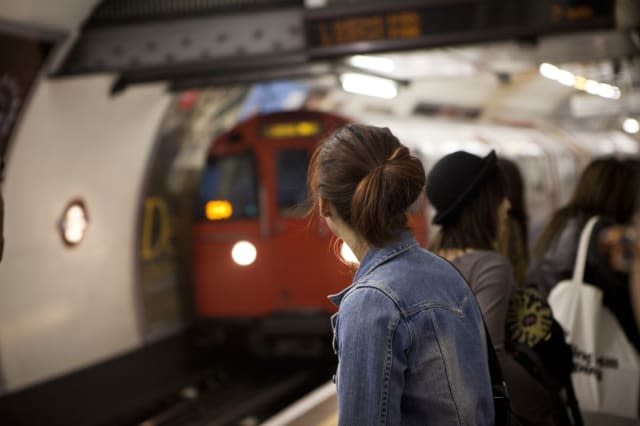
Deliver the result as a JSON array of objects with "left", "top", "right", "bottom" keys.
[
  {"left": 276, "top": 149, "right": 309, "bottom": 217},
  {"left": 198, "top": 152, "right": 258, "bottom": 221}
]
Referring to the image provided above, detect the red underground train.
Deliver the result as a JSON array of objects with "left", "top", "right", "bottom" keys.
[{"left": 192, "top": 110, "right": 429, "bottom": 353}]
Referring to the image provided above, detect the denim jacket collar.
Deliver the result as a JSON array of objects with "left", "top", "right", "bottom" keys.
[{"left": 328, "top": 230, "right": 418, "bottom": 307}]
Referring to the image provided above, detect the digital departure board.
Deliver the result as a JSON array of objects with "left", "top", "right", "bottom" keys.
[{"left": 304, "top": 0, "right": 615, "bottom": 58}]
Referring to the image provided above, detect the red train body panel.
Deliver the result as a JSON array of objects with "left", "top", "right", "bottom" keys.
[{"left": 192, "top": 110, "right": 429, "bottom": 339}]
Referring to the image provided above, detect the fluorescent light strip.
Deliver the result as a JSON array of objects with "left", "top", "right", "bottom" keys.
[
  {"left": 348, "top": 55, "right": 395, "bottom": 73},
  {"left": 340, "top": 73, "right": 398, "bottom": 99},
  {"left": 538, "top": 63, "right": 621, "bottom": 100}
]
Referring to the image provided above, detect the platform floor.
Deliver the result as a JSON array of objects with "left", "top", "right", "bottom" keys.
[
  {"left": 261, "top": 381, "right": 337, "bottom": 426},
  {"left": 261, "top": 381, "right": 640, "bottom": 426}
]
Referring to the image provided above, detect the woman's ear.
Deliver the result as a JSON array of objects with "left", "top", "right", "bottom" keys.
[{"left": 319, "top": 197, "right": 332, "bottom": 218}]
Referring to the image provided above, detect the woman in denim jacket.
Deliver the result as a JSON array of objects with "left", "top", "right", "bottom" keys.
[{"left": 309, "top": 125, "right": 494, "bottom": 425}]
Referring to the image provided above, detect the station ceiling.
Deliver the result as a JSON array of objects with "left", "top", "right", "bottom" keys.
[
  {"left": 48, "top": 1, "right": 627, "bottom": 80},
  {"left": 1, "top": 0, "right": 638, "bottom": 128}
]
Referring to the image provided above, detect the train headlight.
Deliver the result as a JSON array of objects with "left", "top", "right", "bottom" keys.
[
  {"left": 206, "top": 200, "right": 233, "bottom": 220},
  {"left": 231, "top": 240, "right": 257, "bottom": 266},
  {"left": 339, "top": 241, "right": 359, "bottom": 265}
]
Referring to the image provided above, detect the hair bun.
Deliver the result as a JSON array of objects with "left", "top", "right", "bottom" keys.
[
  {"left": 383, "top": 153, "right": 426, "bottom": 213},
  {"left": 388, "top": 146, "right": 409, "bottom": 162},
  {"left": 312, "top": 124, "right": 426, "bottom": 246}
]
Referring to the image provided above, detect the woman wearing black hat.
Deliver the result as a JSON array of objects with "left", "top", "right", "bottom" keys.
[{"left": 427, "top": 150, "right": 555, "bottom": 425}]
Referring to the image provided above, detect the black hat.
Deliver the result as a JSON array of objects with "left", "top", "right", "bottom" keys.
[{"left": 426, "top": 150, "right": 497, "bottom": 225}]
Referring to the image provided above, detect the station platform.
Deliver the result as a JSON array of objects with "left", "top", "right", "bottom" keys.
[
  {"left": 261, "top": 381, "right": 640, "bottom": 426},
  {"left": 261, "top": 381, "right": 337, "bottom": 426}
]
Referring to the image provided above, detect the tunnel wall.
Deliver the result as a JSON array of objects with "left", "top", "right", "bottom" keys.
[{"left": 0, "top": 75, "right": 171, "bottom": 393}]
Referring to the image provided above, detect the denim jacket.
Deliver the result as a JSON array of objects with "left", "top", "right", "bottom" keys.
[{"left": 328, "top": 232, "right": 494, "bottom": 426}]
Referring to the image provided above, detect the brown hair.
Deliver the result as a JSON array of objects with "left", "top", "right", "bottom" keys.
[
  {"left": 496, "top": 158, "right": 529, "bottom": 285},
  {"left": 498, "top": 158, "right": 529, "bottom": 252},
  {"left": 309, "top": 124, "right": 425, "bottom": 246},
  {"left": 533, "top": 156, "right": 639, "bottom": 257},
  {"left": 430, "top": 166, "right": 506, "bottom": 252}
]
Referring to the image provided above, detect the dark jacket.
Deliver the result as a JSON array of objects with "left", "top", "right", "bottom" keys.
[{"left": 526, "top": 214, "right": 640, "bottom": 353}]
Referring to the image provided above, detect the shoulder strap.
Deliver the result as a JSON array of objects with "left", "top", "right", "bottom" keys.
[
  {"left": 485, "top": 324, "right": 506, "bottom": 387},
  {"left": 485, "top": 323, "right": 511, "bottom": 426},
  {"left": 572, "top": 216, "right": 599, "bottom": 284}
]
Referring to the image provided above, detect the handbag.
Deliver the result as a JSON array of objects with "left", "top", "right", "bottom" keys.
[{"left": 548, "top": 216, "right": 640, "bottom": 418}]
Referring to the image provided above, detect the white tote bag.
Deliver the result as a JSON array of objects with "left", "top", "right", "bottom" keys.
[{"left": 548, "top": 216, "right": 640, "bottom": 419}]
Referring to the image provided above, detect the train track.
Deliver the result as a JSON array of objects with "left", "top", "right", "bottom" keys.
[{"left": 135, "top": 352, "right": 335, "bottom": 426}]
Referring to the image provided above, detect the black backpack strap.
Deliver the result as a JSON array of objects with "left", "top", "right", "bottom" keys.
[{"left": 485, "top": 323, "right": 511, "bottom": 426}]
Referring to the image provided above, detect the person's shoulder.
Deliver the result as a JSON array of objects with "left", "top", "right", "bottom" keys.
[
  {"left": 460, "top": 250, "right": 515, "bottom": 287},
  {"left": 376, "top": 244, "right": 462, "bottom": 280},
  {"left": 464, "top": 250, "right": 511, "bottom": 269},
  {"left": 339, "top": 285, "right": 399, "bottom": 321},
  {"left": 343, "top": 282, "right": 395, "bottom": 306},
  {"left": 365, "top": 247, "right": 472, "bottom": 310},
  {"left": 411, "top": 247, "right": 473, "bottom": 289}
]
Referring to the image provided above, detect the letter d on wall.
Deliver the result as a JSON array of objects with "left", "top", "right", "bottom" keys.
[{"left": 140, "top": 196, "right": 174, "bottom": 261}]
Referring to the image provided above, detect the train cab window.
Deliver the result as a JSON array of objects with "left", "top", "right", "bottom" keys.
[
  {"left": 197, "top": 152, "right": 258, "bottom": 221},
  {"left": 275, "top": 149, "right": 309, "bottom": 217}
]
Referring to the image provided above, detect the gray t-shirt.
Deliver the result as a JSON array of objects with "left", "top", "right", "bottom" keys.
[
  {"left": 451, "top": 250, "right": 515, "bottom": 351},
  {"left": 452, "top": 249, "right": 554, "bottom": 424}
]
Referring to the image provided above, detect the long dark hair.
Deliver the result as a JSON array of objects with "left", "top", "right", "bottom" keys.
[
  {"left": 496, "top": 158, "right": 529, "bottom": 285},
  {"left": 533, "top": 157, "right": 638, "bottom": 257},
  {"left": 308, "top": 124, "right": 425, "bottom": 246},
  {"left": 498, "top": 158, "right": 529, "bottom": 251},
  {"left": 431, "top": 166, "right": 506, "bottom": 251}
]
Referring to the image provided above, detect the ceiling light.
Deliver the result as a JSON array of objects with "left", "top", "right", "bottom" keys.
[
  {"left": 596, "top": 84, "right": 620, "bottom": 100},
  {"left": 584, "top": 79, "right": 600, "bottom": 95},
  {"left": 557, "top": 70, "right": 576, "bottom": 87},
  {"left": 539, "top": 63, "right": 621, "bottom": 100},
  {"left": 348, "top": 55, "right": 395, "bottom": 74},
  {"left": 539, "top": 63, "right": 559, "bottom": 79},
  {"left": 340, "top": 73, "right": 398, "bottom": 99},
  {"left": 623, "top": 118, "right": 640, "bottom": 134}
]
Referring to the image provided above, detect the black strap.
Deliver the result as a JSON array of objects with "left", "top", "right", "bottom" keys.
[
  {"left": 485, "top": 324, "right": 505, "bottom": 386},
  {"left": 485, "top": 323, "right": 511, "bottom": 426}
]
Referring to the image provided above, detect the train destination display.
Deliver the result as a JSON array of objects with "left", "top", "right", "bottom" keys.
[{"left": 305, "top": 0, "right": 615, "bottom": 57}]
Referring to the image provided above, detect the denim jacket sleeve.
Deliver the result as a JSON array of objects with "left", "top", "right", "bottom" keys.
[{"left": 333, "top": 285, "right": 408, "bottom": 426}]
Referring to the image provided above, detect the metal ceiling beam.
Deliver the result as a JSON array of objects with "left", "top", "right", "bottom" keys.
[
  {"left": 55, "top": 7, "right": 306, "bottom": 77},
  {"left": 52, "top": 0, "right": 623, "bottom": 91}
]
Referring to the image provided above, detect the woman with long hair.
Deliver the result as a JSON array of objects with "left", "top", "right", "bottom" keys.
[
  {"left": 496, "top": 157, "right": 530, "bottom": 287},
  {"left": 427, "top": 150, "right": 555, "bottom": 425},
  {"left": 527, "top": 157, "right": 640, "bottom": 352}
]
